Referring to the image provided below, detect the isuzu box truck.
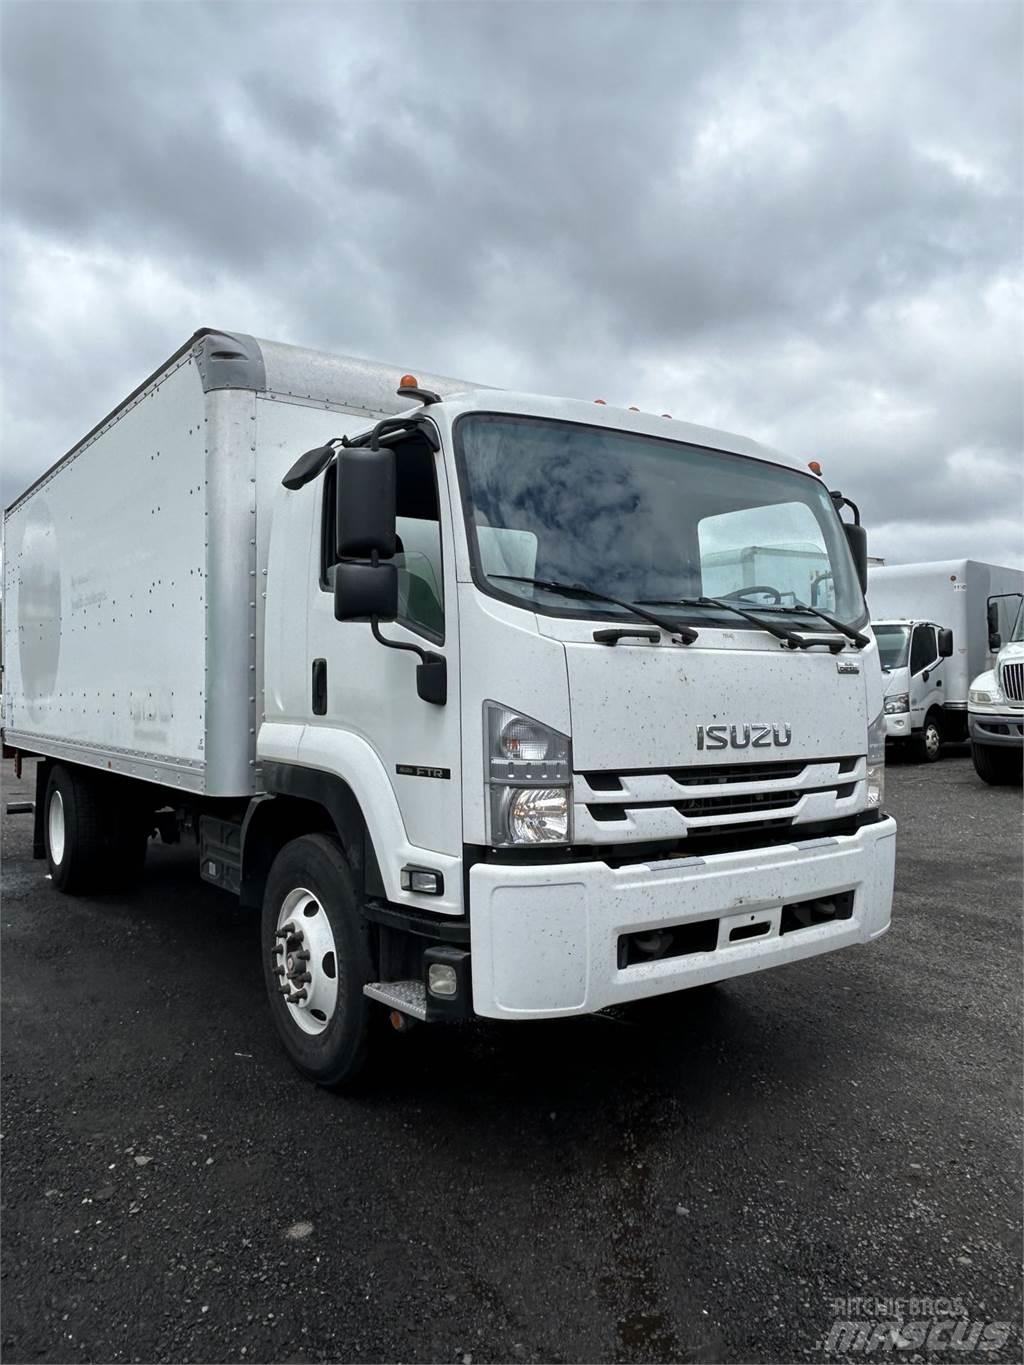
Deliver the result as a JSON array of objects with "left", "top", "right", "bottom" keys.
[
  {"left": 867, "top": 560, "right": 1024, "bottom": 762},
  {"left": 2, "top": 330, "right": 896, "bottom": 1085}
]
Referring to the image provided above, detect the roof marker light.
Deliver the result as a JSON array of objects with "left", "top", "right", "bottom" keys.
[
  {"left": 808, "top": 459, "right": 823, "bottom": 475},
  {"left": 628, "top": 406, "right": 640, "bottom": 412},
  {"left": 661, "top": 413, "right": 672, "bottom": 419},
  {"left": 593, "top": 398, "right": 607, "bottom": 405},
  {"left": 400, "top": 374, "right": 418, "bottom": 388}
]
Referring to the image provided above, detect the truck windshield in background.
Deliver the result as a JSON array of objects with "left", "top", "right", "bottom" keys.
[
  {"left": 874, "top": 624, "right": 911, "bottom": 671},
  {"left": 454, "top": 413, "right": 865, "bottom": 629}
]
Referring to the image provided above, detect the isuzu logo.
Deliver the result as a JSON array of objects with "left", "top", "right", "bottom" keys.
[{"left": 696, "top": 723, "right": 793, "bottom": 751}]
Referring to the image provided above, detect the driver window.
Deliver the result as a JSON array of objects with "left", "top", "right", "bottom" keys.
[
  {"left": 322, "top": 435, "right": 445, "bottom": 642},
  {"left": 909, "top": 626, "right": 938, "bottom": 674}
]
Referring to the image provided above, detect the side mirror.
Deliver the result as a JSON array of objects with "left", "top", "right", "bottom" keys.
[
  {"left": 987, "top": 600, "right": 1002, "bottom": 652},
  {"left": 843, "top": 521, "right": 868, "bottom": 594},
  {"left": 336, "top": 445, "right": 396, "bottom": 559},
  {"left": 937, "top": 628, "right": 953, "bottom": 658},
  {"left": 334, "top": 560, "right": 398, "bottom": 622}
]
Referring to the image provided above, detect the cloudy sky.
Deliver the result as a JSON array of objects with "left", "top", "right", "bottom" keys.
[{"left": 2, "top": 0, "right": 1021, "bottom": 566}]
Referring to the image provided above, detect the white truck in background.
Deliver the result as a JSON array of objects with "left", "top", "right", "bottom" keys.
[
  {"left": 968, "top": 596, "right": 1024, "bottom": 785},
  {"left": 867, "top": 560, "right": 1024, "bottom": 763},
  {"left": 2, "top": 329, "right": 896, "bottom": 1086}
]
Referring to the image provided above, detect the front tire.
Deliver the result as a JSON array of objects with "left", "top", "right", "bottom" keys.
[
  {"left": 971, "top": 743, "right": 1022, "bottom": 786},
  {"left": 912, "top": 713, "right": 943, "bottom": 763},
  {"left": 261, "top": 834, "right": 375, "bottom": 1087}
]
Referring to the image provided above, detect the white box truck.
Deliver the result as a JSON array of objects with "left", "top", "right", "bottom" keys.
[
  {"left": 968, "top": 595, "right": 1024, "bottom": 785},
  {"left": 2, "top": 329, "right": 896, "bottom": 1085},
  {"left": 866, "top": 560, "right": 1024, "bottom": 762}
]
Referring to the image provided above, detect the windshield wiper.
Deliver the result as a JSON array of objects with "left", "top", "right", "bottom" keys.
[
  {"left": 769, "top": 602, "right": 869, "bottom": 648},
  {"left": 490, "top": 575, "right": 698, "bottom": 644},
  {"left": 636, "top": 595, "right": 814, "bottom": 649}
]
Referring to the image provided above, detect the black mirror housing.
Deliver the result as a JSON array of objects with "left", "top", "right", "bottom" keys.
[
  {"left": 333, "top": 560, "right": 398, "bottom": 622},
  {"left": 336, "top": 446, "right": 396, "bottom": 559},
  {"left": 843, "top": 521, "right": 868, "bottom": 594},
  {"left": 937, "top": 628, "right": 954, "bottom": 658}
]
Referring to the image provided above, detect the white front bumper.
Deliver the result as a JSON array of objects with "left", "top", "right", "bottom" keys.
[
  {"left": 469, "top": 818, "right": 896, "bottom": 1018},
  {"left": 884, "top": 713, "right": 911, "bottom": 738}
]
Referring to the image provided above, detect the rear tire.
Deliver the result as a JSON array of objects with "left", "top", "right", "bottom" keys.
[
  {"left": 911, "top": 713, "right": 943, "bottom": 763},
  {"left": 44, "top": 764, "right": 149, "bottom": 894},
  {"left": 971, "top": 743, "right": 1022, "bottom": 786},
  {"left": 261, "top": 834, "right": 375, "bottom": 1088}
]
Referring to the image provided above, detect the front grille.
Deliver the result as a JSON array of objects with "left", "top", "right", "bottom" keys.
[
  {"left": 1000, "top": 661, "right": 1024, "bottom": 703},
  {"left": 581, "top": 756, "right": 857, "bottom": 790},
  {"left": 577, "top": 755, "right": 863, "bottom": 844}
]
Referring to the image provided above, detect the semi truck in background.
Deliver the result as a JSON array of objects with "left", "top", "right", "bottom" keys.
[
  {"left": 867, "top": 560, "right": 1024, "bottom": 763},
  {"left": 2, "top": 329, "right": 896, "bottom": 1086},
  {"left": 968, "top": 595, "right": 1024, "bottom": 785}
]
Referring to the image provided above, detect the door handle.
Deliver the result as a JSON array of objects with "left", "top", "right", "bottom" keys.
[{"left": 311, "top": 658, "right": 328, "bottom": 715}]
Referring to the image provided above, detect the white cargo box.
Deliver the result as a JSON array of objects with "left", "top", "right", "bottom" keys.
[{"left": 2, "top": 330, "right": 474, "bottom": 796}]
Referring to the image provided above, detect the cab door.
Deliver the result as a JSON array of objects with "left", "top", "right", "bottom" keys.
[
  {"left": 908, "top": 624, "right": 943, "bottom": 726},
  {"left": 304, "top": 430, "right": 462, "bottom": 860}
]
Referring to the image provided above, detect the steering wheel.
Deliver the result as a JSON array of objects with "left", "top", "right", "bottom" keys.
[{"left": 720, "top": 585, "right": 783, "bottom": 604}]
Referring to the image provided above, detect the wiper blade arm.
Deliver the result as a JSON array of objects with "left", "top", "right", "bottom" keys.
[
  {"left": 788, "top": 602, "right": 869, "bottom": 647},
  {"left": 637, "top": 595, "right": 809, "bottom": 647},
  {"left": 490, "top": 576, "right": 698, "bottom": 643}
]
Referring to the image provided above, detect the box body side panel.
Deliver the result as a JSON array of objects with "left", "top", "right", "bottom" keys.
[{"left": 3, "top": 355, "right": 209, "bottom": 788}]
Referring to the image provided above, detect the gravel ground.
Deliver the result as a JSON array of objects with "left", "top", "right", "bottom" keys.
[{"left": 1, "top": 751, "right": 1021, "bottom": 1364}]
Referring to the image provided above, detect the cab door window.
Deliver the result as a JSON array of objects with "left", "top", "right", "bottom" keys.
[
  {"left": 322, "top": 432, "right": 445, "bottom": 643},
  {"left": 909, "top": 625, "right": 938, "bottom": 675}
]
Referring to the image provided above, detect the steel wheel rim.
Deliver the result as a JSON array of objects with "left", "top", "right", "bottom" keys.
[
  {"left": 48, "top": 789, "right": 66, "bottom": 866},
  {"left": 274, "top": 887, "right": 339, "bottom": 1036},
  {"left": 925, "top": 724, "right": 940, "bottom": 757}
]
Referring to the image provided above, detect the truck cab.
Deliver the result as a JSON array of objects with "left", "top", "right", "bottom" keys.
[
  {"left": 968, "top": 597, "right": 1024, "bottom": 785},
  {"left": 873, "top": 619, "right": 954, "bottom": 761}
]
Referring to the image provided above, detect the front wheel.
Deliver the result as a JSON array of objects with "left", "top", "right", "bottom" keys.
[
  {"left": 912, "top": 714, "right": 943, "bottom": 763},
  {"left": 971, "top": 743, "right": 1022, "bottom": 786},
  {"left": 261, "top": 834, "right": 375, "bottom": 1087}
]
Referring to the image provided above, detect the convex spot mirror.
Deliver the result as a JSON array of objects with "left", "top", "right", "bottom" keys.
[{"left": 334, "top": 560, "right": 398, "bottom": 622}]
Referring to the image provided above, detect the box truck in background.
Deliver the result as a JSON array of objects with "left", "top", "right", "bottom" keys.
[
  {"left": 2, "top": 329, "right": 896, "bottom": 1086},
  {"left": 866, "top": 560, "right": 1024, "bottom": 762},
  {"left": 968, "top": 595, "right": 1024, "bottom": 785}
]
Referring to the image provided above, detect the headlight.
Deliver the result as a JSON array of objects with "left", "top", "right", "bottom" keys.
[
  {"left": 866, "top": 710, "right": 885, "bottom": 809},
  {"left": 484, "top": 703, "right": 572, "bottom": 846},
  {"left": 969, "top": 687, "right": 999, "bottom": 705},
  {"left": 505, "top": 787, "right": 569, "bottom": 843},
  {"left": 884, "top": 693, "right": 909, "bottom": 714}
]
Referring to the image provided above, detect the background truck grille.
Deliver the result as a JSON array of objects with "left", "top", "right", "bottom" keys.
[{"left": 1000, "top": 661, "right": 1024, "bottom": 703}]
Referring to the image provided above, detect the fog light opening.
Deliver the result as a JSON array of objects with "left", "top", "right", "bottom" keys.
[{"left": 427, "top": 963, "right": 458, "bottom": 998}]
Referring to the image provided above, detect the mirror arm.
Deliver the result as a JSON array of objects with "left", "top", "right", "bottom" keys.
[{"left": 370, "top": 620, "right": 447, "bottom": 705}]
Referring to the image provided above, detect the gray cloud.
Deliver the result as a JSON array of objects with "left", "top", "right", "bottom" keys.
[{"left": 2, "top": 0, "right": 1021, "bottom": 566}]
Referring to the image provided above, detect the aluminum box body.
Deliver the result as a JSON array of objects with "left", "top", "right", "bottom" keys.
[{"left": 1, "top": 330, "right": 475, "bottom": 795}]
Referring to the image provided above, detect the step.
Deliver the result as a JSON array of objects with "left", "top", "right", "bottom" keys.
[{"left": 363, "top": 980, "right": 427, "bottom": 1020}]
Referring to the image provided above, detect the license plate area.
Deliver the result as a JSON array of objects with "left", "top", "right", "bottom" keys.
[{"left": 718, "top": 907, "right": 781, "bottom": 949}]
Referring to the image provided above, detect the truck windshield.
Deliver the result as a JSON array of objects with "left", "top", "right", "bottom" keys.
[
  {"left": 874, "top": 624, "right": 910, "bottom": 670},
  {"left": 454, "top": 413, "right": 866, "bottom": 628}
]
